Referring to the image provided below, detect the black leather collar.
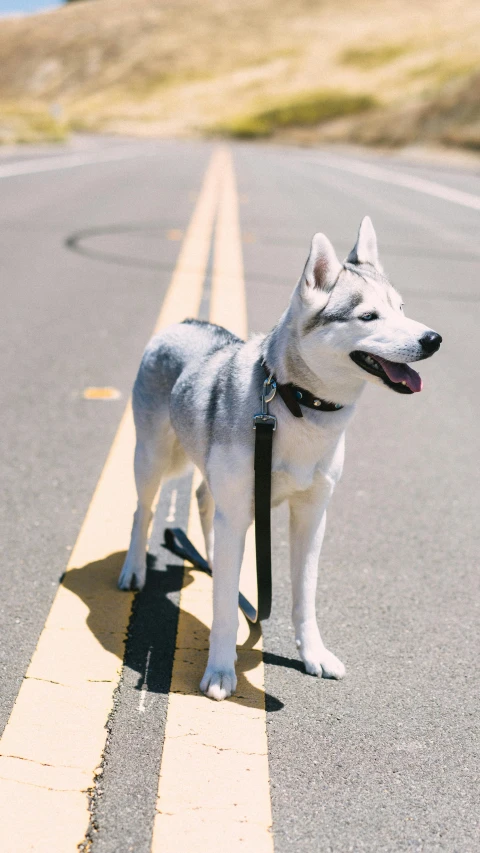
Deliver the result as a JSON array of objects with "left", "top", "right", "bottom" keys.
[{"left": 263, "top": 363, "right": 343, "bottom": 418}]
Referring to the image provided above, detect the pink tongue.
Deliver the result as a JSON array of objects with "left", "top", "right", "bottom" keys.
[{"left": 375, "top": 356, "right": 423, "bottom": 392}]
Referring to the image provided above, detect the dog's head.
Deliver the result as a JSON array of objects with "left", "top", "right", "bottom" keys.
[{"left": 294, "top": 217, "right": 442, "bottom": 394}]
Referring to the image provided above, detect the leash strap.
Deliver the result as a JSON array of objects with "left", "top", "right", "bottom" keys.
[
  {"left": 162, "top": 527, "right": 258, "bottom": 623},
  {"left": 253, "top": 421, "right": 274, "bottom": 621}
]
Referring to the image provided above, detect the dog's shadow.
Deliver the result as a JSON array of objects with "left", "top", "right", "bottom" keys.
[{"left": 61, "top": 551, "right": 288, "bottom": 711}]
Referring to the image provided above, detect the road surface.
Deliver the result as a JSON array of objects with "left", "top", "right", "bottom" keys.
[{"left": 0, "top": 136, "right": 478, "bottom": 853}]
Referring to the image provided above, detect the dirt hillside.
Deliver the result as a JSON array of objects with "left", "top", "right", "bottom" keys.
[{"left": 0, "top": 0, "right": 479, "bottom": 148}]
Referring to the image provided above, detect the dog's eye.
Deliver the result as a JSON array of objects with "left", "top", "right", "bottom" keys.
[{"left": 359, "top": 312, "right": 378, "bottom": 322}]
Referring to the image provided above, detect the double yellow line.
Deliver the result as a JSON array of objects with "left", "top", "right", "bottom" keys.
[{"left": 0, "top": 147, "right": 273, "bottom": 852}]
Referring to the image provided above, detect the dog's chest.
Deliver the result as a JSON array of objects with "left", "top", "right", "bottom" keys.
[
  {"left": 270, "top": 418, "right": 345, "bottom": 503},
  {"left": 271, "top": 468, "right": 315, "bottom": 505}
]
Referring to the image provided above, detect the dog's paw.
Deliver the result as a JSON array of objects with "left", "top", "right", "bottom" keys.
[
  {"left": 200, "top": 666, "right": 237, "bottom": 701},
  {"left": 298, "top": 643, "right": 346, "bottom": 680},
  {"left": 117, "top": 561, "right": 146, "bottom": 592}
]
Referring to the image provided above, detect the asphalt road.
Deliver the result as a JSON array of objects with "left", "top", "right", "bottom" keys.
[{"left": 0, "top": 136, "right": 479, "bottom": 852}]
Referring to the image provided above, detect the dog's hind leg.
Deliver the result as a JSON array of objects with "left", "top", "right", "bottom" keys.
[
  {"left": 289, "top": 479, "right": 346, "bottom": 680},
  {"left": 118, "top": 413, "right": 178, "bottom": 591},
  {"left": 196, "top": 478, "right": 214, "bottom": 566}
]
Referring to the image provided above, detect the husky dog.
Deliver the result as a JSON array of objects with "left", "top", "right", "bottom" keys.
[{"left": 118, "top": 217, "right": 441, "bottom": 701}]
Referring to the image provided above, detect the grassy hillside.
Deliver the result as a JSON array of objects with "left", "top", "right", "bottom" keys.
[{"left": 0, "top": 0, "right": 479, "bottom": 149}]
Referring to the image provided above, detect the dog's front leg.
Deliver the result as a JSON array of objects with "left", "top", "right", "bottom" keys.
[
  {"left": 289, "top": 481, "right": 345, "bottom": 679},
  {"left": 200, "top": 505, "right": 249, "bottom": 701}
]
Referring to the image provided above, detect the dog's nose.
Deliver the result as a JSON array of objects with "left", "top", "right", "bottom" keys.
[{"left": 420, "top": 331, "right": 442, "bottom": 354}]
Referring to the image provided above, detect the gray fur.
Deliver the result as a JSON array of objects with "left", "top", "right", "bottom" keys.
[
  {"left": 303, "top": 291, "right": 364, "bottom": 334},
  {"left": 118, "top": 217, "right": 441, "bottom": 701}
]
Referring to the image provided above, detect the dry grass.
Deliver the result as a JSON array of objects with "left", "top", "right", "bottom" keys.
[
  {"left": 215, "top": 90, "right": 378, "bottom": 139},
  {"left": 0, "top": 100, "right": 67, "bottom": 144},
  {"left": 340, "top": 43, "right": 410, "bottom": 71},
  {"left": 342, "top": 70, "right": 480, "bottom": 150},
  {"left": 0, "top": 0, "right": 479, "bottom": 149}
]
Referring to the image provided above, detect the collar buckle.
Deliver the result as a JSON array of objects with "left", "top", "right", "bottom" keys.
[{"left": 262, "top": 362, "right": 343, "bottom": 416}]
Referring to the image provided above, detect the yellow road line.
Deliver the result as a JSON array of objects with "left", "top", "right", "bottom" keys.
[
  {"left": 210, "top": 146, "right": 248, "bottom": 340},
  {"left": 152, "top": 148, "right": 274, "bottom": 852},
  {"left": 0, "top": 147, "right": 224, "bottom": 853},
  {"left": 83, "top": 386, "right": 121, "bottom": 400}
]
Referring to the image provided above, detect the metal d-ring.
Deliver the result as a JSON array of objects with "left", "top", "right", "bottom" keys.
[
  {"left": 253, "top": 373, "right": 277, "bottom": 430},
  {"left": 262, "top": 373, "right": 277, "bottom": 410}
]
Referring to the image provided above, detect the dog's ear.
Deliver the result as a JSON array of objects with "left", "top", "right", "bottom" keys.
[
  {"left": 300, "top": 233, "right": 342, "bottom": 303},
  {"left": 346, "top": 216, "right": 383, "bottom": 271}
]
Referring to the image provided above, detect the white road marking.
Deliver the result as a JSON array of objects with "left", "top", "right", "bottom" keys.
[
  {"left": 299, "top": 159, "right": 480, "bottom": 259},
  {"left": 0, "top": 146, "right": 158, "bottom": 180},
  {"left": 307, "top": 152, "right": 480, "bottom": 212},
  {"left": 165, "top": 489, "right": 178, "bottom": 523},
  {"left": 138, "top": 649, "right": 152, "bottom": 714}
]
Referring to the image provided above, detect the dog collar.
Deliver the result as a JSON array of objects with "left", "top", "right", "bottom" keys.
[{"left": 263, "top": 363, "right": 343, "bottom": 417}]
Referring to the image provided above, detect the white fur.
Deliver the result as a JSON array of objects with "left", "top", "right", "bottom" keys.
[{"left": 119, "top": 218, "right": 441, "bottom": 700}]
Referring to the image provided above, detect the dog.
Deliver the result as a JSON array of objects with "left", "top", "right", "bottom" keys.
[{"left": 118, "top": 216, "right": 442, "bottom": 701}]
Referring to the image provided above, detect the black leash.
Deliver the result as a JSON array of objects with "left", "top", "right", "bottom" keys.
[
  {"left": 251, "top": 371, "right": 277, "bottom": 621},
  {"left": 162, "top": 372, "right": 277, "bottom": 624},
  {"left": 252, "top": 428, "right": 274, "bottom": 619},
  {"left": 162, "top": 365, "right": 343, "bottom": 623},
  {"left": 162, "top": 528, "right": 258, "bottom": 622}
]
